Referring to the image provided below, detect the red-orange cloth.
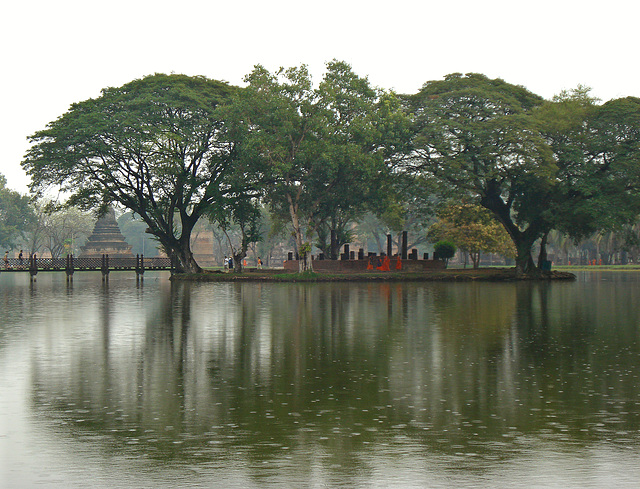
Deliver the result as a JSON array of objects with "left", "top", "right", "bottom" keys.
[
  {"left": 377, "top": 256, "right": 391, "bottom": 271},
  {"left": 395, "top": 256, "right": 402, "bottom": 270}
]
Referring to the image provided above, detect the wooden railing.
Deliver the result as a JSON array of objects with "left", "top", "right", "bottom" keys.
[{"left": 1, "top": 254, "right": 172, "bottom": 280}]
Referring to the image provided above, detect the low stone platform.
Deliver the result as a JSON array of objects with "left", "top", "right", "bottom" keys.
[{"left": 283, "top": 258, "right": 446, "bottom": 273}]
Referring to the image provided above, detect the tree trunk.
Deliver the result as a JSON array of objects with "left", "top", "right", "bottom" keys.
[
  {"left": 480, "top": 186, "right": 541, "bottom": 277},
  {"left": 174, "top": 241, "right": 202, "bottom": 273},
  {"left": 233, "top": 250, "right": 246, "bottom": 272},
  {"left": 515, "top": 240, "right": 537, "bottom": 275},
  {"left": 537, "top": 232, "right": 549, "bottom": 269},
  {"left": 232, "top": 231, "right": 250, "bottom": 273},
  {"left": 288, "top": 195, "right": 312, "bottom": 272}
]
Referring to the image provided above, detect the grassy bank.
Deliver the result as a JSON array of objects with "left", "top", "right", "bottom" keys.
[
  {"left": 554, "top": 265, "right": 640, "bottom": 272},
  {"left": 171, "top": 267, "right": 576, "bottom": 282}
]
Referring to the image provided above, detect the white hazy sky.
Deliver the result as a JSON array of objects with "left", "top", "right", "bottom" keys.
[{"left": 2, "top": 0, "right": 639, "bottom": 192}]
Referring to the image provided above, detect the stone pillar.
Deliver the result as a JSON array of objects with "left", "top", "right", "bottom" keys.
[
  {"left": 387, "top": 234, "right": 392, "bottom": 258},
  {"left": 402, "top": 231, "right": 408, "bottom": 260}
]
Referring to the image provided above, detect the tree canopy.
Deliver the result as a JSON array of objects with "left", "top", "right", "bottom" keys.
[
  {"left": 231, "top": 61, "right": 409, "bottom": 271},
  {"left": 17, "top": 68, "right": 640, "bottom": 275},
  {"left": 407, "top": 73, "right": 640, "bottom": 275},
  {"left": 0, "top": 173, "right": 35, "bottom": 250},
  {"left": 536, "top": 91, "right": 640, "bottom": 242},
  {"left": 427, "top": 202, "right": 514, "bottom": 268},
  {"left": 22, "top": 74, "right": 253, "bottom": 272}
]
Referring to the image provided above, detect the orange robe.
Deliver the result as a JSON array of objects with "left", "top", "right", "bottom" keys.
[{"left": 377, "top": 256, "right": 391, "bottom": 271}]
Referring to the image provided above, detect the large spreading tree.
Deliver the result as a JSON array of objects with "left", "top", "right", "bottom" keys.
[
  {"left": 407, "top": 73, "right": 640, "bottom": 276},
  {"left": 408, "top": 73, "right": 552, "bottom": 274},
  {"left": 534, "top": 89, "right": 640, "bottom": 262},
  {"left": 22, "top": 74, "right": 253, "bottom": 273}
]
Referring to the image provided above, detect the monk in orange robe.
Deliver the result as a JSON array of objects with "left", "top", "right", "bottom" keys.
[{"left": 378, "top": 255, "right": 391, "bottom": 271}]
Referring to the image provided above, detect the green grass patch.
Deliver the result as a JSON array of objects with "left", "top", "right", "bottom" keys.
[{"left": 555, "top": 265, "right": 640, "bottom": 272}]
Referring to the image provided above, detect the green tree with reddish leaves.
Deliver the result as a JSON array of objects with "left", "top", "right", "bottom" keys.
[{"left": 427, "top": 202, "right": 514, "bottom": 268}]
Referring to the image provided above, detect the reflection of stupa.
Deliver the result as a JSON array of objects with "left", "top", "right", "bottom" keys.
[{"left": 80, "top": 207, "right": 134, "bottom": 258}]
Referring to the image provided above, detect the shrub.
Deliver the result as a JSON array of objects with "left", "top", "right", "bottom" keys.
[{"left": 434, "top": 241, "right": 457, "bottom": 267}]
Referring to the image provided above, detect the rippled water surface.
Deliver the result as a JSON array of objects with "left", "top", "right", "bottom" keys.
[{"left": 1, "top": 271, "right": 639, "bottom": 488}]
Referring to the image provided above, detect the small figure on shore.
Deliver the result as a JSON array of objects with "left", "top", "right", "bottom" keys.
[
  {"left": 228, "top": 256, "right": 233, "bottom": 271},
  {"left": 18, "top": 250, "right": 24, "bottom": 268},
  {"left": 223, "top": 255, "right": 229, "bottom": 271},
  {"left": 257, "top": 257, "right": 262, "bottom": 269},
  {"left": 367, "top": 257, "right": 374, "bottom": 270},
  {"left": 3, "top": 251, "right": 9, "bottom": 269},
  {"left": 377, "top": 255, "right": 391, "bottom": 271}
]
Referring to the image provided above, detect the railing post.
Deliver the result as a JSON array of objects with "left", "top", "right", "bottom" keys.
[
  {"left": 65, "top": 254, "right": 74, "bottom": 282},
  {"left": 136, "top": 254, "right": 145, "bottom": 282},
  {"left": 101, "top": 254, "right": 109, "bottom": 282},
  {"left": 29, "top": 253, "right": 38, "bottom": 282}
]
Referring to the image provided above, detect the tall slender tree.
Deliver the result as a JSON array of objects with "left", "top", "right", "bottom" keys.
[{"left": 232, "top": 61, "right": 409, "bottom": 271}]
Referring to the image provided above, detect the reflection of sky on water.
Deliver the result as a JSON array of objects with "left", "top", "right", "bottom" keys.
[{"left": 1, "top": 271, "right": 640, "bottom": 487}]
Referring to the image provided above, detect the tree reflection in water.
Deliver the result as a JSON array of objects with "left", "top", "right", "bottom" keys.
[{"left": 26, "top": 277, "right": 640, "bottom": 482}]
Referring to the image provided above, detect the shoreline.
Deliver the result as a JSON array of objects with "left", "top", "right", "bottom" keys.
[{"left": 170, "top": 268, "right": 577, "bottom": 283}]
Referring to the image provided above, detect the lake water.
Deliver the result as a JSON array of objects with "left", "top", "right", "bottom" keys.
[{"left": 1, "top": 271, "right": 639, "bottom": 488}]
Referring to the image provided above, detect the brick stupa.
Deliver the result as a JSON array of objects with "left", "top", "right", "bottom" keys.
[{"left": 80, "top": 207, "right": 134, "bottom": 258}]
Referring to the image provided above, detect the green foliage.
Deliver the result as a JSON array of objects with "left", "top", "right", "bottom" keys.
[
  {"left": 213, "top": 196, "right": 264, "bottom": 271},
  {"left": 407, "top": 73, "right": 640, "bottom": 276},
  {"left": 0, "top": 174, "right": 35, "bottom": 250},
  {"left": 535, "top": 92, "right": 640, "bottom": 243},
  {"left": 428, "top": 202, "right": 514, "bottom": 268},
  {"left": 29, "top": 201, "right": 94, "bottom": 258},
  {"left": 408, "top": 73, "right": 552, "bottom": 274},
  {"left": 118, "top": 211, "right": 160, "bottom": 256},
  {"left": 232, "top": 60, "right": 409, "bottom": 272},
  {"left": 434, "top": 240, "right": 456, "bottom": 267}
]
